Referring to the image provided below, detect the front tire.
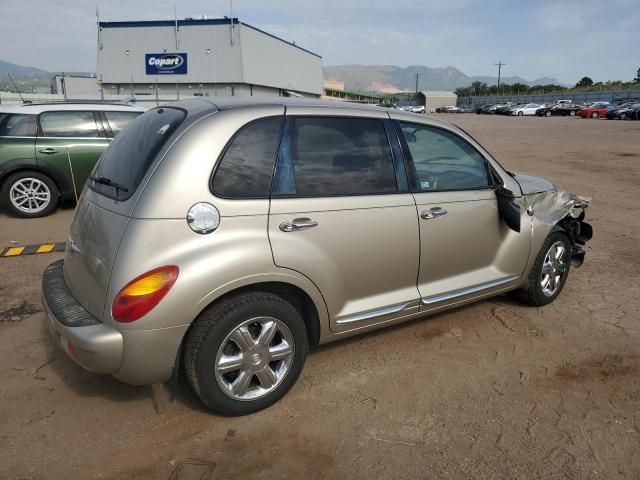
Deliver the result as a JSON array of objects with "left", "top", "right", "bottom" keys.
[
  {"left": 515, "top": 232, "right": 572, "bottom": 307},
  {"left": 591, "top": 111, "right": 599, "bottom": 118},
  {"left": 184, "top": 292, "right": 308, "bottom": 416},
  {"left": 0, "top": 170, "right": 59, "bottom": 218}
]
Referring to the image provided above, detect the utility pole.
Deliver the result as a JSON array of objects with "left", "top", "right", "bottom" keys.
[
  {"left": 495, "top": 61, "right": 506, "bottom": 91},
  {"left": 415, "top": 73, "right": 420, "bottom": 94}
]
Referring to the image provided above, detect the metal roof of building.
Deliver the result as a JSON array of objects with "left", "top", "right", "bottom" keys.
[
  {"left": 418, "top": 91, "right": 458, "bottom": 97},
  {"left": 98, "top": 18, "right": 321, "bottom": 58}
]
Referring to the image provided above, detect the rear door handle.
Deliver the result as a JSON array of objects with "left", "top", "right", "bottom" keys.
[
  {"left": 420, "top": 207, "right": 448, "bottom": 220},
  {"left": 39, "top": 148, "right": 58, "bottom": 154},
  {"left": 279, "top": 218, "right": 318, "bottom": 232}
]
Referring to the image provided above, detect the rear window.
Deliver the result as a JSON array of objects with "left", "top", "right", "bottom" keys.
[
  {"left": 90, "top": 107, "right": 185, "bottom": 200},
  {"left": 0, "top": 113, "right": 37, "bottom": 137}
]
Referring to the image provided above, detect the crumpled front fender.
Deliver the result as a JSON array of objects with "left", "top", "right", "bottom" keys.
[{"left": 525, "top": 191, "right": 592, "bottom": 270}]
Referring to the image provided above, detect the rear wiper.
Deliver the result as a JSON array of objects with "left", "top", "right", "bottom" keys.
[{"left": 89, "top": 175, "right": 129, "bottom": 196}]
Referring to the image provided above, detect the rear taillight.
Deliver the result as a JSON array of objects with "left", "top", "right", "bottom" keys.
[{"left": 112, "top": 266, "right": 179, "bottom": 323}]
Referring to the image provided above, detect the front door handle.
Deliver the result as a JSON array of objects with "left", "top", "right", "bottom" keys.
[
  {"left": 39, "top": 148, "right": 58, "bottom": 154},
  {"left": 420, "top": 207, "right": 448, "bottom": 220},
  {"left": 279, "top": 218, "right": 318, "bottom": 232}
]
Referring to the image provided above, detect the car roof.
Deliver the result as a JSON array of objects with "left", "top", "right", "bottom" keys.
[
  {"left": 160, "top": 97, "right": 457, "bottom": 131},
  {"left": 0, "top": 103, "right": 146, "bottom": 115}
]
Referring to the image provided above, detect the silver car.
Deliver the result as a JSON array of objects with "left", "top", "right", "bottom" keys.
[{"left": 42, "top": 98, "right": 592, "bottom": 415}]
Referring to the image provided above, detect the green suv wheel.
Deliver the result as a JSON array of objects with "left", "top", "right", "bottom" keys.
[{"left": 1, "top": 171, "right": 59, "bottom": 218}]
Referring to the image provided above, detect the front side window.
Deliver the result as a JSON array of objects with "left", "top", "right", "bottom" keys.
[
  {"left": 40, "top": 111, "right": 100, "bottom": 137},
  {"left": 400, "top": 123, "right": 489, "bottom": 192},
  {"left": 283, "top": 117, "right": 397, "bottom": 196},
  {"left": 212, "top": 116, "right": 283, "bottom": 198},
  {"left": 104, "top": 111, "right": 142, "bottom": 136},
  {"left": 0, "top": 113, "right": 37, "bottom": 137}
]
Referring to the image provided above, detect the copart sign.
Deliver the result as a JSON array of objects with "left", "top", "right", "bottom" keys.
[{"left": 145, "top": 53, "right": 188, "bottom": 75}]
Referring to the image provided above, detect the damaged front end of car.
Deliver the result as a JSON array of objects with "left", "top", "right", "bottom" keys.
[
  {"left": 523, "top": 189, "right": 593, "bottom": 268},
  {"left": 557, "top": 195, "right": 593, "bottom": 267}
]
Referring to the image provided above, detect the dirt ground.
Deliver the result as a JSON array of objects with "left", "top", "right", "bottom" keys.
[{"left": 1, "top": 114, "right": 639, "bottom": 479}]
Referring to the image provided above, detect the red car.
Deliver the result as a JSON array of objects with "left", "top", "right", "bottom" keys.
[{"left": 577, "top": 102, "right": 614, "bottom": 118}]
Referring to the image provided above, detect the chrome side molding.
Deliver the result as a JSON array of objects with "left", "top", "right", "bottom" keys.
[
  {"left": 335, "top": 300, "right": 419, "bottom": 324},
  {"left": 421, "top": 275, "right": 519, "bottom": 305}
]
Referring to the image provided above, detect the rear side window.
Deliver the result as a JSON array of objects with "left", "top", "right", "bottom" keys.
[
  {"left": 104, "top": 111, "right": 142, "bottom": 136},
  {"left": 0, "top": 114, "right": 37, "bottom": 137},
  {"left": 90, "top": 107, "right": 185, "bottom": 200},
  {"left": 284, "top": 117, "right": 397, "bottom": 196},
  {"left": 212, "top": 117, "right": 282, "bottom": 198},
  {"left": 40, "top": 111, "right": 100, "bottom": 137},
  {"left": 400, "top": 123, "right": 489, "bottom": 191}
]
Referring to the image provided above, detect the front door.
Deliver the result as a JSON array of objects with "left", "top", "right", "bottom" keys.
[
  {"left": 36, "top": 111, "right": 110, "bottom": 196},
  {"left": 395, "top": 121, "right": 530, "bottom": 307},
  {"left": 268, "top": 110, "right": 421, "bottom": 333}
]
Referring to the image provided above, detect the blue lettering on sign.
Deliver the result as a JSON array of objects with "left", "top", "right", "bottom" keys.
[{"left": 145, "top": 53, "right": 188, "bottom": 75}]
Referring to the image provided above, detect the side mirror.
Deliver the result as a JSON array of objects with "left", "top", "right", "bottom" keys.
[{"left": 496, "top": 185, "right": 521, "bottom": 232}]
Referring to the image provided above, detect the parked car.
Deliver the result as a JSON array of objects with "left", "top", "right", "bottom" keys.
[
  {"left": 42, "top": 98, "right": 592, "bottom": 416},
  {"left": 475, "top": 104, "right": 493, "bottom": 114},
  {"left": 535, "top": 104, "right": 582, "bottom": 117},
  {"left": 577, "top": 102, "right": 614, "bottom": 118},
  {"left": 0, "top": 103, "right": 145, "bottom": 217},
  {"left": 457, "top": 106, "right": 474, "bottom": 113},
  {"left": 511, "top": 103, "right": 542, "bottom": 116},
  {"left": 605, "top": 102, "right": 640, "bottom": 120},
  {"left": 409, "top": 105, "right": 426, "bottom": 114},
  {"left": 495, "top": 103, "right": 518, "bottom": 115},
  {"left": 630, "top": 103, "right": 640, "bottom": 120}
]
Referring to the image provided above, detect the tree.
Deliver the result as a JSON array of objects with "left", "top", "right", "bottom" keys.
[
  {"left": 634, "top": 68, "right": 640, "bottom": 83},
  {"left": 575, "top": 76, "right": 594, "bottom": 88}
]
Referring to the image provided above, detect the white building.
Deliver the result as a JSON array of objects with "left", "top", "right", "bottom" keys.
[{"left": 96, "top": 18, "right": 323, "bottom": 98}]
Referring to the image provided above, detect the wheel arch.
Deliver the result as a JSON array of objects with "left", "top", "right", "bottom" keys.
[
  {"left": 0, "top": 159, "right": 73, "bottom": 199},
  {"left": 165, "top": 277, "right": 327, "bottom": 396}
]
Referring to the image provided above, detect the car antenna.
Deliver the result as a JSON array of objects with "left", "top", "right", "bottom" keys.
[{"left": 7, "top": 73, "right": 26, "bottom": 104}]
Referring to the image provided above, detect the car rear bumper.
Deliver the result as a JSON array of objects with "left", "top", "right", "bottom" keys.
[{"left": 42, "top": 259, "right": 123, "bottom": 374}]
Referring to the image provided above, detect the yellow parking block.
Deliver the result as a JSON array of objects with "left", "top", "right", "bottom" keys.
[
  {"left": 36, "top": 244, "right": 56, "bottom": 254},
  {"left": 4, "top": 247, "right": 25, "bottom": 256}
]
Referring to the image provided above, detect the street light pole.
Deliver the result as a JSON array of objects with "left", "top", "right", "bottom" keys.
[{"left": 495, "top": 61, "right": 506, "bottom": 91}]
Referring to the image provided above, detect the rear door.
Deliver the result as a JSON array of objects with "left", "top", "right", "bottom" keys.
[
  {"left": 36, "top": 111, "right": 110, "bottom": 195},
  {"left": 395, "top": 121, "right": 530, "bottom": 308},
  {"left": 268, "top": 108, "right": 421, "bottom": 333}
]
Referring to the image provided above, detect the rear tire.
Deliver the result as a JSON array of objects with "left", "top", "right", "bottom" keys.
[
  {"left": 184, "top": 292, "right": 308, "bottom": 416},
  {"left": 620, "top": 113, "right": 627, "bottom": 120},
  {"left": 569, "top": 110, "right": 576, "bottom": 117},
  {"left": 514, "top": 232, "right": 572, "bottom": 307},
  {"left": 0, "top": 170, "right": 59, "bottom": 218},
  {"left": 545, "top": 111, "right": 552, "bottom": 117},
  {"left": 591, "top": 111, "right": 599, "bottom": 118}
]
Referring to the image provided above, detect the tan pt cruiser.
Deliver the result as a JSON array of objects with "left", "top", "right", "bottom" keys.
[{"left": 42, "top": 98, "right": 592, "bottom": 415}]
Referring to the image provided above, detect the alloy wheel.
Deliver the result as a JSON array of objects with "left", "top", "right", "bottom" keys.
[
  {"left": 9, "top": 178, "right": 51, "bottom": 214},
  {"left": 215, "top": 316, "right": 295, "bottom": 401},
  {"left": 540, "top": 241, "right": 567, "bottom": 297}
]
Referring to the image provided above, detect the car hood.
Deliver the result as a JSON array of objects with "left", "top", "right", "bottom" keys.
[{"left": 513, "top": 174, "right": 556, "bottom": 195}]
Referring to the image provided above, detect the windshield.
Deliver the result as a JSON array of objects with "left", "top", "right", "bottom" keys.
[{"left": 89, "top": 107, "right": 185, "bottom": 200}]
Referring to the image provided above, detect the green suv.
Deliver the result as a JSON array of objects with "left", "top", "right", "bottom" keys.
[{"left": 0, "top": 103, "right": 144, "bottom": 217}]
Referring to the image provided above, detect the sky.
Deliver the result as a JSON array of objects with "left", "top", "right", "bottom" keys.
[{"left": 1, "top": 0, "right": 639, "bottom": 84}]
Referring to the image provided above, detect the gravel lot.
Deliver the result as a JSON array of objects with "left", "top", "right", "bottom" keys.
[{"left": 1, "top": 114, "right": 639, "bottom": 479}]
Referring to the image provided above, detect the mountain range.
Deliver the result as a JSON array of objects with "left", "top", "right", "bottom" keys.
[
  {"left": 1, "top": 58, "right": 561, "bottom": 94},
  {"left": 324, "top": 65, "right": 561, "bottom": 93}
]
